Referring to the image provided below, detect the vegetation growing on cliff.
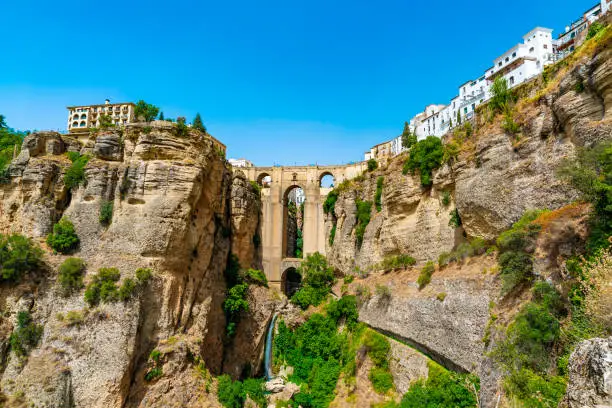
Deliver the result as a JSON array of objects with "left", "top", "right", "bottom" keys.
[
  {"left": 291, "top": 252, "right": 336, "bottom": 310},
  {"left": 47, "top": 217, "right": 80, "bottom": 254},
  {"left": 0, "top": 115, "right": 25, "bottom": 177},
  {"left": 217, "top": 375, "right": 266, "bottom": 408},
  {"left": 402, "top": 136, "right": 444, "bottom": 187},
  {"left": 355, "top": 199, "right": 372, "bottom": 248},
  {"left": 0, "top": 233, "right": 43, "bottom": 282},
  {"left": 58, "top": 257, "right": 86, "bottom": 295},
  {"left": 84, "top": 267, "right": 150, "bottom": 306},
  {"left": 134, "top": 100, "right": 160, "bottom": 122},
  {"left": 375, "top": 176, "right": 384, "bottom": 212},
  {"left": 64, "top": 152, "right": 90, "bottom": 190},
  {"left": 9, "top": 311, "right": 43, "bottom": 358}
]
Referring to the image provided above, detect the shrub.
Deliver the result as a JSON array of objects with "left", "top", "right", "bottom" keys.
[
  {"left": 326, "top": 296, "right": 359, "bottom": 329},
  {"left": 0, "top": 233, "right": 43, "bottom": 282},
  {"left": 134, "top": 100, "right": 160, "bottom": 122},
  {"left": 58, "top": 257, "right": 86, "bottom": 295},
  {"left": 503, "top": 369, "right": 566, "bottom": 408},
  {"left": 64, "top": 310, "right": 85, "bottom": 326},
  {"left": 402, "top": 136, "right": 444, "bottom": 187},
  {"left": 441, "top": 190, "right": 451, "bottom": 206},
  {"left": 438, "top": 252, "right": 451, "bottom": 268},
  {"left": 367, "top": 159, "right": 378, "bottom": 172},
  {"left": 502, "top": 106, "right": 521, "bottom": 135},
  {"left": 369, "top": 367, "right": 394, "bottom": 394},
  {"left": 329, "top": 223, "right": 337, "bottom": 246},
  {"left": 224, "top": 282, "right": 249, "bottom": 336},
  {"left": 587, "top": 22, "right": 605, "bottom": 40},
  {"left": 449, "top": 208, "right": 462, "bottom": 228},
  {"left": 118, "top": 278, "right": 136, "bottom": 301},
  {"left": 355, "top": 199, "right": 372, "bottom": 249},
  {"left": 323, "top": 190, "right": 339, "bottom": 215},
  {"left": 489, "top": 77, "right": 514, "bottom": 115},
  {"left": 375, "top": 176, "right": 384, "bottom": 212},
  {"left": 135, "top": 267, "right": 153, "bottom": 284},
  {"left": 99, "top": 200, "right": 113, "bottom": 226},
  {"left": 176, "top": 117, "right": 189, "bottom": 137},
  {"left": 363, "top": 330, "right": 391, "bottom": 369},
  {"left": 377, "top": 254, "right": 416, "bottom": 271},
  {"left": 417, "top": 261, "right": 435, "bottom": 289},
  {"left": 9, "top": 311, "right": 43, "bottom": 357},
  {"left": 375, "top": 284, "right": 391, "bottom": 300},
  {"left": 84, "top": 267, "right": 121, "bottom": 307},
  {"left": 499, "top": 251, "right": 533, "bottom": 293},
  {"left": 243, "top": 268, "right": 268, "bottom": 287},
  {"left": 355, "top": 284, "right": 371, "bottom": 304},
  {"left": 217, "top": 374, "right": 244, "bottom": 408},
  {"left": 47, "top": 218, "right": 79, "bottom": 254},
  {"left": 249, "top": 180, "right": 262, "bottom": 195},
  {"left": 399, "top": 361, "right": 479, "bottom": 408},
  {"left": 437, "top": 292, "right": 447, "bottom": 302},
  {"left": 64, "top": 153, "right": 90, "bottom": 190},
  {"left": 144, "top": 367, "right": 163, "bottom": 381},
  {"left": 469, "top": 237, "right": 487, "bottom": 255},
  {"left": 192, "top": 113, "right": 207, "bottom": 133}
]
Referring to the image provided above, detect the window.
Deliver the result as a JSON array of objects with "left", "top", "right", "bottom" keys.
[
  {"left": 505, "top": 57, "right": 509, "bottom": 62},
  {"left": 543, "top": 44, "right": 548, "bottom": 49},
  {"left": 498, "top": 62, "right": 502, "bottom": 67},
  {"left": 464, "top": 107, "right": 468, "bottom": 114},
  {"left": 509, "top": 76, "right": 515, "bottom": 85},
  {"left": 72, "top": 121, "right": 78, "bottom": 127},
  {"left": 79, "top": 121, "right": 86, "bottom": 127},
  {"left": 512, "top": 52, "right": 516, "bottom": 58},
  {"left": 472, "top": 103, "right": 476, "bottom": 111},
  {"left": 530, "top": 47, "right": 535, "bottom": 53}
]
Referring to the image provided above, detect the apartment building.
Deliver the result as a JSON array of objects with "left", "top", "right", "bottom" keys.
[
  {"left": 67, "top": 99, "right": 135, "bottom": 132},
  {"left": 228, "top": 158, "right": 255, "bottom": 168},
  {"left": 557, "top": 1, "right": 606, "bottom": 53}
]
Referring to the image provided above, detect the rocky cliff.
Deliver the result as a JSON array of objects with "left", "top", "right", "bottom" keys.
[{"left": 0, "top": 122, "right": 265, "bottom": 407}]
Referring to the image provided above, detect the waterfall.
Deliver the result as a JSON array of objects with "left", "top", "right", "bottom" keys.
[{"left": 264, "top": 313, "right": 278, "bottom": 380}]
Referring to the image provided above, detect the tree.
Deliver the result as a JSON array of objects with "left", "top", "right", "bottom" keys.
[
  {"left": 134, "top": 100, "right": 160, "bottom": 122},
  {"left": 456, "top": 110, "right": 462, "bottom": 125},
  {"left": 192, "top": 113, "right": 207, "bottom": 133},
  {"left": 401, "top": 121, "right": 417, "bottom": 149},
  {"left": 402, "top": 136, "right": 444, "bottom": 187},
  {"left": 159, "top": 111, "right": 165, "bottom": 121},
  {"left": 490, "top": 77, "right": 513, "bottom": 114},
  {"left": 0, "top": 114, "right": 6, "bottom": 129}
]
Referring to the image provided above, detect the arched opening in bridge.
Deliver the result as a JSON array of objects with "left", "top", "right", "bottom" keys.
[
  {"left": 257, "top": 173, "right": 272, "bottom": 188},
  {"left": 283, "top": 185, "right": 305, "bottom": 259},
  {"left": 282, "top": 267, "right": 302, "bottom": 297},
  {"left": 320, "top": 172, "right": 335, "bottom": 188}
]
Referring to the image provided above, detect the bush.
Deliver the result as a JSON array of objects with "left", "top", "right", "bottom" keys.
[
  {"left": 437, "top": 292, "right": 447, "bottom": 302},
  {"left": 375, "top": 284, "right": 391, "bottom": 300},
  {"left": 441, "top": 190, "right": 451, "bottom": 206},
  {"left": 176, "top": 117, "right": 189, "bottom": 137},
  {"left": 99, "top": 200, "right": 113, "bottom": 226},
  {"left": 417, "top": 261, "right": 435, "bottom": 289},
  {"left": 118, "top": 278, "right": 136, "bottom": 301},
  {"left": 84, "top": 267, "right": 122, "bottom": 307},
  {"left": 499, "top": 251, "right": 533, "bottom": 293},
  {"left": 438, "top": 252, "right": 451, "bottom": 268},
  {"left": 377, "top": 254, "right": 416, "bottom": 271},
  {"left": 243, "top": 268, "right": 268, "bottom": 287},
  {"left": 58, "top": 257, "right": 86, "bottom": 295},
  {"left": 375, "top": 176, "right": 384, "bottom": 212},
  {"left": 329, "top": 223, "right": 337, "bottom": 246},
  {"left": 367, "top": 159, "right": 378, "bottom": 172},
  {"left": 363, "top": 330, "right": 391, "bottom": 369},
  {"left": 402, "top": 136, "right": 444, "bottom": 187},
  {"left": 587, "top": 22, "right": 605, "bottom": 40},
  {"left": 323, "top": 190, "right": 339, "bottom": 215},
  {"left": 290, "top": 252, "right": 336, "bottom": 309},
  {"left": 0, "top": 233, "right": 43, "bottom": 282},
  {"left": 502, "top": 106, "right": 521, "bottom": 135},
  {"left": 134, "top": 100, "right": 160, "bottom": 122},
  {"left": 369, "top": 367, "right": 394, "bottom": 394},
  {"left": 135, "top": 267, "right": 153, "bottom": 284},
  {"left": 355, "top": 199, "right": 372, "bottom": 249},
  {"left": 489, "top": 77, "right": 514, "bottom": 115},
  {"left": 217, "top": 374, "right": 244, "bottom": 408},
  {"left": 64, "top": 153, "right": 90, "bottom": 190},
  {"left": 449, "top": 208, "right": 462, "bottom": 228},
  {"left": 249, "top": 180, "right": 261, "bottom": 195},
  {"left": 224, "top": 282, "right": 249, "bottom": 336},
  {"left": 326, "top": 296, "right": 359, "bottom": 329},
  {"left": 503, "top": 369, "right": 566, "bottom": 408},
  {"left": 9, "top": 311, "right": 43, "bottom": 357},
  {"left": 47, "top": 218, "right": 79, "bottom": 254}
]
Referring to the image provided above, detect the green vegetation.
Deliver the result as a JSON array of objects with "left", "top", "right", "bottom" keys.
[
  {"left": 296, "top": 228, "right": 304, "bottom": 259},
  {"left": 375, "top": 176, "right": 384, "bottom": 212},
  {"left": 417, "top": 261, "right": 435, "bottom": 289},
  {"left": 438, "top": 238, "right": 488, "bottom": 268},
  {"left": 0, "top": 233, "right": 43, "bottom": 282},
  {"left": 375, "top": 254, "right": 416, "bottom": 271},
  {"left": 489, "top": 77, "right": 515, "bottom": 115},
  {"left": 367, "top": 158, "right": 378, "bottom": 172},
  {"left": 501, "top": 105, "right": 521, "bottom": 135},
  {"left": 402, "top": 136, "right": 444, "bottom": 187},
  {"left": 64, "top": 153, "right": 90, "bottom": 190},
  {"left": 0, "top": 115, "right": 25, "bottom": 175},
  {"left": 243, "top": 268, "right": 268, "bottom": 287},
  {"left": 401, "top": 121, "right": 417, "bottom": 150},
  {"left": 135, "top": 267, "right": 153, "bottom": 283},
  {"left": 9, "top": 311, "right": 43, "bottom": 357},
  {"left": 134, "top": 100, "right": 160, "bottom": 122},
  {"left": 99, "top": 200, "right": 114, "bottom": 226},
  {"left": 99, "top": 114, "right": 113, "bottom": 129},
  {"left": 323, "top": 190, "right": 339, "bottom": 215},
  {"left": 441, "top": 190, "right": 451, "bottom": 206},
  {"left": 249, "top": 180, "right": 262, "bottom": 195},
  {"left": 47, "top": 217, "right": 80, "bottom": 254},
  {"left": 449, "top": 208, "right": 462, "bottom": 228},
  {"left": 355, "top": 199, "right": 372, "bottom": 249},
  {"left": 84, "top": 267, "right": 150, "bottom": 306},
  {"left": 176, "top": 116, "right": 189, "bottom": 136},
  {"left": 217, "top": 375, "right": 266, "bottom": 408},
  {"left": 192, "top": 113, "right": 207, "bottom": 133},
  {"left": 291, "top": 252, "right": 336, "bottom": 310},
  {"left": 397, "top": 361, "right": 479, "bottom": 408},
  {"left": 329, "top": 223, "right": 336, "bottom": 246},
  {"left": 496, "top": 210, "right": 546, "bottom": 293},
  {"left": 144, "top": 349, "right": 164, "bottom": 382},
  {"left": 58, "top": 257, "right": 86, "bottom": 295},
  {"left": 587, "top": 21, "right": 605, "bottom": 40},
  {"left": 224, "top": 283, "right": 249, "bottom": 337}
]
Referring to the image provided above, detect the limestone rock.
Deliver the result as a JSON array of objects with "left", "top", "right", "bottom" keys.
[
  {"left": 563, "top": 337, "right": 612, "bottom": 408},
  {"left": 93, "top": 132, "right": 124, "bottom": 161},
  {"left": 230, "top": 170, "right": 263, "bottom": 269}
]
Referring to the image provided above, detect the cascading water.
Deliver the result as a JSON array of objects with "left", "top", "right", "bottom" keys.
[{"left": 264, "top": 313, "right": 278, "bottom": 380}]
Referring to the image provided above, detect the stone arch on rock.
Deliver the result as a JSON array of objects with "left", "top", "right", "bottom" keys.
[
  {"left": 282, "top": 267, "right": 302, "bottom": 297},
  {"left": 319, "top": 171, "right": 335, "bottom": 188},
  {"left": 257, "top": 172, "right": 272, "bottom": 188}
]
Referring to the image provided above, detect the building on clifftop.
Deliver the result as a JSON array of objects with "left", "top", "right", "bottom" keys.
[{"left": 67, "top": 99, "right": 135, "bottom": 133}]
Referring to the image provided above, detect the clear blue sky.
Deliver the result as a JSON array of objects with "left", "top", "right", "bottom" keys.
[{"left": 0, "top": 0, "right": 594, "bottom": 165}]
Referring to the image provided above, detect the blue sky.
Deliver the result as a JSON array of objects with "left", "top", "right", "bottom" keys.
[{"left": 0, "top": 0, "right": 595, "bottom": 165}]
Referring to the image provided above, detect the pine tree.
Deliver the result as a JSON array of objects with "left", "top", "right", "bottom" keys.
[
  {"left": 159, "top": 111, "right": 165, "bottom": 121},
  {"left": 401, "top": 121, "right": 417, "bottom": 149},
  {"left": 456, "top": 110, "right": 462, "bottom": 125},
  {"left": 193, "top": 113, "right": 206, "bottom": 133}
]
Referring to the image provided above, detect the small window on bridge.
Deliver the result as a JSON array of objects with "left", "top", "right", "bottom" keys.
[{"left": 320, "top": 173, "right": 335, "bottom": 188}]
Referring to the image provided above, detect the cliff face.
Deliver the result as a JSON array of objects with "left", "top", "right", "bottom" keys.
[{"left": 0, "top": 122, "right": 263, "bottom": 407}]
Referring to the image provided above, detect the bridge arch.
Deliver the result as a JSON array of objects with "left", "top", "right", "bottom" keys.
[
  {"left": 282, "top": 267, "right": 302, "bottom": 296},
  {"left": 319, "top": 171, "right": 335, "bottom": 188},
  {"left": 257, "top": 172, "right": 272, "bottom": 187}
]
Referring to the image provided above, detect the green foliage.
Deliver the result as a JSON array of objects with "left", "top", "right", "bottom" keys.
[
  {"left": 587, "top": 22, "right": 605, "bottom": 40},
  {"left": 370, "top": 367, "right": 394, "bottom": 394},
  {"left": 0, "top": 233, "right": 43, "bottom": 282},
  {"left": 417, "top": 261, "right": 435, "bottom": 289},
  {"left": 456, "top": 109, "right": 462, "bottom": 125},
  {"left": 329, "top": 223, "right": 336, "bottom": 246},
  {"left": 399, "top": 362, "right": 479, "bottom": 408},
  {"left": 504, "top": 369, "right": 566, "bottom": 408},
  {"left": 118, "top": 278, "right": 136, "bottom": 301},
  {"left": 449, "top": 208, "right": 462, "bottom": 228},
  {"left": 355, "top": 199, "right": 372, "bottom": 249},
  {"left": 99, "top": 200, "right": 114, "bottom": 226},
  {"left": 135, "top": 267, "right": 153, "bottom": 284},
  {"left": 224, "top": 283, "right": 249, "bottom": 336},
  {"left": 376, "top": 254, "right": 416, "bottom": 271},
  {"left": 375, "top": 176, "right": 384, "bottom": 212},
  {"left": 296, "top": 229, "right": 303, "bottom": 259},
  {"left": 489, "top": 77, "right": 514, "bottom": 115},
  {"left": 47, "top": 218, "right": 80, "bottom": 254},
  {"left": 145, "top": 350, "right": 164, "bottom": 381},
  {"left": 502, "top": 105, "right": 521, "bottom": 135},
  {"left": 58, "top": 257, "right": 86, "bottom": 295},
  {"left": 243, "top": 268, "right": 268, "bottom": 287},
  {"left": 401, "top": 122, "right": 418, "bottom": 149},
  {"left": 216, "top": 375, "right": 266, "bottom": 408},
  {"left": 326, "top": 296, "right": 358, "bottom": 329},
  {"left": 83, "top": 267, "right": 121, "bottom": 306},
  {"left": 192, "top": 113, "right": 207, "bottom": 133},
  {"left": 323, "top": 190, "right": 339, "bottom": 215},
  {"left": 291, "top": 253, "right": 335, "bottom": 310},
  {"left": 249, "top": 180, "right": 262, "bottom": 195},
  {"left": 9, "top": 311, "right": 43, "bottom": 357},
  {"left": 363, "top": 330, "right": 390, "bottom": 368},
  {"left": 134, "top": 100, "right": 160, "bottom": 122},
  {"left": 64, "top": 153, "right": 90, "bottom": 190},
  {"left": 0, "top": 118, "right": 24, "bottom": 172},
  {"left": 99, "top": 114, "right": 113, "bottom": 129},
  {"left": 375, "top": 284, "right": 391, "bottom": 299},
  {"left": 402, "top": 136, "right": 444, "bottom": 187},
  {"left": 176, "top": 116, "right": 189, "bottom": 136},
  {"left": 438, "top": 238, "right": 489, "bottom": 268},
  {"left": 441, "top": 190, "right": 451, "bottom": 206},
  {"left": 367, "top": 159, "right": 378, "bottom": 172}
]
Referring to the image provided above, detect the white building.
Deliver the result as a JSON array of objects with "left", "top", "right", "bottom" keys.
[
  {"left": 485, "top": 27, "right": 555, "bottom": 89},
  {"left": 67, "top": 99, "right": 135, "bottom": 132},
  {"left": 228, "top": 158, "right": 254, "bottom": 168},
  {"left": 557, "top": 1, "right": 607, "bottom": 53},
  {"left": 288, "top": 188, "right": 305, "bottom": 205}
]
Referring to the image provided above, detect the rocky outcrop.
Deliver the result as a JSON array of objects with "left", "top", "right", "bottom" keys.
[
  {"left": 562, "top": 337, "right": 612, "bottom": 408},
  {"left": 0, "top": 122, "right": 263, "bottom": 407},
  {"left": 230, "top": 171, "right": 262, "bottom": 270}
]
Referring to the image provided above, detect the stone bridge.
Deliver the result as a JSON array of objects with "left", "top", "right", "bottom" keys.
[{"left": 243, "top": 163, "right": 366, "bottom": 292}]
